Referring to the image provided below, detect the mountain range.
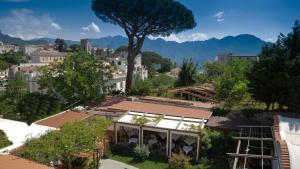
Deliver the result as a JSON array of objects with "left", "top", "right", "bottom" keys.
[{"left": 0, "top": 30, "right": 269, "bottom": 64}]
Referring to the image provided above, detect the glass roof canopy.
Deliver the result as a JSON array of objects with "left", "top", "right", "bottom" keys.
[{"left": 116, "top": 111, "right": 206, "bottom": 132}]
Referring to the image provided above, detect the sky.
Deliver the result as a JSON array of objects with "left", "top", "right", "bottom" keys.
[{"left": 0, "top": 0, "right": 299, "bottom": 42}]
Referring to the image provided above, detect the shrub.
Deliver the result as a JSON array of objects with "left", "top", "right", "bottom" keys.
[
  {"left": 133, "top": 145, "right": 150, "bottom": 162},
  {"left": 196, "top": 157, "right": 211, "bottom": 169},
  {"left": 211, "top": 107, "right": 230, "bottom": 117},
  {"left": 110, "top": 143, "right": 133, "bottom": 156},
  {"left": 168, "top": 152, "right": 192, "bottom": 169}
]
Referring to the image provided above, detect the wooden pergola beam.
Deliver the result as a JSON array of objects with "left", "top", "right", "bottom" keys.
[
  {"left": 227, "top": 153, "right": 276, "bottom": 159},
  {"left": 233, "top": 137, "right": 273, "bottom": 141}
]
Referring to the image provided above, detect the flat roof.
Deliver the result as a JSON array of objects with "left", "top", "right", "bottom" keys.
[
  {"left": 117, "top": 112, "right": 205, "bottom": 132},
  {"left": 277, "top": 115, "right": 300, "bottom": 169},
  {"left": 0, "top": 155, "right": 53, "bottom": 169},
  {"left": 0, "top": 118, "right": 55, "bottom": 154},
  {"left": 108, "top": 100, "right": 212, "bottom": 120},
  {"left": 35, "top": 111, "right": 94, "bottom": 128}
]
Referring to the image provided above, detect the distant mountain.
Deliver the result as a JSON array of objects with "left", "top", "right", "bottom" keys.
[
  {"left": 34, "top": 37, "right": 79, "bottom": 45},
  {"left": 86, "top": 34, "right": 269, "bottom": 64},
  {"left": 0, "top": 30, "right": 48, "bottom": 45},
  {"left": 0, "top": 30, "right": 269, "bottom": 64}
]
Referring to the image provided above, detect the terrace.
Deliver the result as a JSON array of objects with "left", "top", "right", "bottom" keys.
[{"left": 103, "top": 97, "right": 213, "bottom": 161}]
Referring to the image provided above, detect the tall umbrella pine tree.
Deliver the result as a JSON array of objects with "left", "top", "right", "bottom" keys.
[{"left": 92, "top": 0, "right": 196, "bottom": 92}]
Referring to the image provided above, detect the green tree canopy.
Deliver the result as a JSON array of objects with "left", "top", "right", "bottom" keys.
[
  {"left": 216, "top": 60, "right": 252, "bottom": 108},
  {"left": 55, "top": 38, "right": 67, "bottom": 52},
  {"left": 38, "top": 52, "right": 111, "bottom": 105},
  {"left": 14, "top": 116, "right": 111, "bottom": 169},
  {"left": 142, "top": 51, "right": 163, "bottom": 76},
  {"left": 248, "top": 20, "right": 300, "bottom": 111},
  {"left": 69, "top": 44, "right": 80, "bottom": 52},
  {"left": 0, "top": 52, "right": 23, "bottom": 70},
  {"left": 177, "top": 59, "right": 198, "bottom": 87},
  {"left": 17, "top": 93, "right": 61, "bottom": 124},
  {"left": 92, "top": 0, "right": 196, "bottom": 92}
]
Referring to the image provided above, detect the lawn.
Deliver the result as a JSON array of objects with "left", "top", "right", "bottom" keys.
[{"left": 110, "top": 154, "right": 230, "bottom": 169}]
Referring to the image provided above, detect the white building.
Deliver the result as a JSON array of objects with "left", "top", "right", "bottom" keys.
[
  {"left": 80, "top": 39, "right": 92, "bottom": 54},
  {"left": 31, "top": 51, "right": 66, "bottom": 63},
  {"left": 0, "top": 44, "right": 19, "bottom": 54},
  {"left": 21, "top": 45, "right": 55, "bottom": 56},
  {"left": 215, "top": 53, "right": 259, "bottom": 64},
  {"left": 107, "top": 51, "right": 148, "bottom": 80}
]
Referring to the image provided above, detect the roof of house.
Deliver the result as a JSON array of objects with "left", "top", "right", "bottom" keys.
[
  {"left": 275, "top": 114, "right": 300, "bottom": 169},
  {"left": 0, "top": 155, "right": 53, "bottom": 169},
  {"left": 0, "top": 118, "right": 55, "bottom": 154},
  {"left": 36, "top": 51, "right": 66, "bottom": 57},
  {"left": 107, "top": 100, "right": 212, "bottom": 120},
  {"left": 35, "top": 111, "right": 94, "bottom": 128}
]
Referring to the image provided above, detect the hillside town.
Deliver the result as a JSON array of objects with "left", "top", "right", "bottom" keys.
[{"left": 0, "top": 0, "right": 300, "bottom": 169}]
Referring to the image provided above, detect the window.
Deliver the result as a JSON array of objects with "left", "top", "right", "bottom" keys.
[{"left": 118, "top": 61, "right": 122, "bottom": 65}]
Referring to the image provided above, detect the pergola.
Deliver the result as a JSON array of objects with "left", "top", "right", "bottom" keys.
[
  {"left": 113, "top": 111, "right": 206, "bottom": 161},
  {"left": 167, "top": 84, "right": 216, "bottom": 102},
  {"left": 227, "top": 126, "right": 279, "bottom": 169}
]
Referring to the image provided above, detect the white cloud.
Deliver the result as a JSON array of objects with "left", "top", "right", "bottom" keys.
[
  {"left": 150, "top": 32, "right": 208, "bottom": 43},
  {"left": 80, "top": 32, "right": 87, "bottom": 36},
  {"left": 82, "top": 22, "right": 101, "bottom": 33},
  {"left": 51, "top": 22, "right": 62, "bottom": 30},
  {"left": 214, "top": 11, "right": 224, "bottom": 22},
  {"left": 0, "top": 8, "right": 62, "bottom": 40}
]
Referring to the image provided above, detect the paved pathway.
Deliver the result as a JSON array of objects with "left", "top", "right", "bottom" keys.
[{"left": 99, "top": 159, "right": 138, "bottom": 169}]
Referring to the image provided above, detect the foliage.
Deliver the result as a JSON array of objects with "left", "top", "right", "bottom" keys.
[
  {"left": 0, "top": 96, "right": 18, "bottom": 120},
  {"left": 247, "top": 20, "right": 300, "bottom": 112},
  {"left": 111, "top": 143, "right": 134, "bottom": 156},
  {"left": 133, "top": 145, "right": 150, "bottom": 162},
  {"left": 151, "top": 74, "right": 175, "bottom": 89},
  {"left": 69, "top": 44, "right": 80, "bottom": 52},
  {"left": 196, "top": 157, "right": 211, "bottom": 169},
  {"left": 142, "top": 51, "right": 164, "bottom": 76},
  {"left": 6, "top": 72, "right": 28, "bottom": 101},
  {"left": 115, "top": 46, "right": 128, "bottom": 53},
  {"left": 133, "top": 115, "right": 150, "bottom": 125},
  {"left": 159, "top": 58, "right": 174, "bottom": 73},
  {"left": 0, "top": 130, "right": 12, "bottom": 149},
  {"left": 55, "top": 38, "right": 67, "bottom": 52},
  {"left": 177, "top": 59, "right": 198, "bottom": 86},
  {"left": 211, "top": 107, "right": 230, "bottom": 117},
  {"left": 0, "top": 52, "right": 23, "bottom": 70},
  {"left": 198, "top": 128, "right": 233, "bottom": 158},
  {"left": 201, "top": 62, "right": 225, "bottom": 83},
  {"left": 168, "top": 152, "right": 192, "bottom": 169},
  {"left": 14, "top": 116, "right": 111, "bottom": 169},
  {"left": 16, "top": 93, "right": 61, "bottom": 124},
  {"left": 153, "top": 115, "right": 164, "bottom": 124},
  {"left": 92, "top": 0, "right": 196, "bottom": 92},
  {"left": 38, "top": 52, "right": 110, "bottom": 105},
  {"left": 215, "top": 60, "right": 252, "bottom": 109},
  {"left": 130, "top": 75, "right": 153, "bottom": 96}
]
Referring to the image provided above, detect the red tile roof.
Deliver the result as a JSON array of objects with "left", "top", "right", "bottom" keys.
[
  {"left": 107, "top": 100, "right": 212, "bottom": 119},
  {"left": 0, "top": 155, "right": 53, "bottom": 169},
  {"left": 35, "top": 111, "right": 93, "bottom": 128}
]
